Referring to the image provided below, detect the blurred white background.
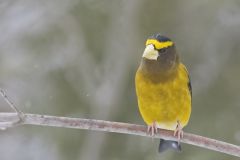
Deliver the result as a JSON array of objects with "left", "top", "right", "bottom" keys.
[{"left": 0, "top": 0, "right": 240, "bottom": 160}]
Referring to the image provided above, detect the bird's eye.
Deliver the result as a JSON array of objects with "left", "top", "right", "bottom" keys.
[{"left": 159, "top": 48, "right": 166, "bottom": 53}]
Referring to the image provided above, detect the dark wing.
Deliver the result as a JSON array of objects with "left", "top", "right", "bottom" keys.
[
  {"left": 187, "top": 75, "right": 192, "bottom": 98},
  {"left": 181, "top": 63, "right": 192, "bottom": 99}
]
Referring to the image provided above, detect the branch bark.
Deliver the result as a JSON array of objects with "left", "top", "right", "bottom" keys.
[{"left": 0, "top": 112, "right": 239, "bottom": 157}]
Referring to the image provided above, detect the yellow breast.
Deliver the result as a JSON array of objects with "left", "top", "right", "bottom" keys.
[{"left": 135, "top": 63, "right": 191, "bottom": 130}]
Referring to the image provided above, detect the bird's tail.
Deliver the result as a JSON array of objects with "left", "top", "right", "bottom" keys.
[{"left": 158, "top": 139, "right": 181, "bottom": 153}]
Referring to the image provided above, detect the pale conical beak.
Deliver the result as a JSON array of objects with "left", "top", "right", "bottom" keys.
[{"left": 142, "top": 44, "right": 159, "bottom": 60}]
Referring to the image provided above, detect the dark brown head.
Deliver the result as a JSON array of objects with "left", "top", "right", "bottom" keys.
[{"left": 140, "top": 34, "right": 179, "bottom": 75}]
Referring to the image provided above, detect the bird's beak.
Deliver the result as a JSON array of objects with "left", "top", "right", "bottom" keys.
[{"left": 142, "top": 44, "right": 158, "bottom": 60}]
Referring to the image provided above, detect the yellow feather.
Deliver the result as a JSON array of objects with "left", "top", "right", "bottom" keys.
[
  {"left": 135, "top": 63, "right": 191, "bottom": 130},
  {"left": 146, "top": 39, "right": 173, "bottom": 50}
]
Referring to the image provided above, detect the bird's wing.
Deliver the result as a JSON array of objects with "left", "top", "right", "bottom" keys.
[
  {"left": 188, "top": 75, "right": 192, "bottom": 98},
  {"left": 181, "top": 63, "right": 192, "bottom": 98}
]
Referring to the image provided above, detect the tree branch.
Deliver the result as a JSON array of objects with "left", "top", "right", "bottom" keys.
[
  {"left": 0, "top": 112, "right": 239, "bottom": 157},
  {"left": 0, "top": 89, "right": 239, "bottom": 157}
]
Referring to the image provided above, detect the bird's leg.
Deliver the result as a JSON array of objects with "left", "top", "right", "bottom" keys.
[
  {"left": 147, "top": 121, "right": 158, "bottom": 136},
  {"left": 174, "top": 120, "right": 183, "bottom": 145}
]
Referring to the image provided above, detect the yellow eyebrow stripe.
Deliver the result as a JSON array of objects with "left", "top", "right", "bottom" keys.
[{"left": 146, "top": 39, "right": 173, "bottom": 50}]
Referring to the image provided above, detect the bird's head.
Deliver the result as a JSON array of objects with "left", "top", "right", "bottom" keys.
[{"left": 141, "top": 34, "right": 179, "bottom": 73}]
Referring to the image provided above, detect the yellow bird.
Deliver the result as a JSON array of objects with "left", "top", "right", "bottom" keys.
[{"left": 135, "top": 34, "right": 192, "bottom": 152}]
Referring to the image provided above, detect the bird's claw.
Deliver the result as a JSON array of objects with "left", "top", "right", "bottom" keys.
[
  {"left": 174, "top": 120, "right": 183, "bottom": 145},
  {"left": 147, "top": 121, "right": 158, "bottom": 136}
]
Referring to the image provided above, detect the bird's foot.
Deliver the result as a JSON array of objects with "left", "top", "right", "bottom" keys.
[
  {"left": 147, "top": 121, "right": 159, "bottom": 136},
  {"left": 174, "top": 120, "right": 183, "bottom": 145}
]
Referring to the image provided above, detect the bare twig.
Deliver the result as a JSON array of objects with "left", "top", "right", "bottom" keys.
[
  {"left": 0, "top": 89, "right": 25, "bottom": 126},
  {"left": 0, "top": 112, "right": 239, "bottom": 157},
  {"left": 0, "top": 90, "right": 239, "bottom": 157}
]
